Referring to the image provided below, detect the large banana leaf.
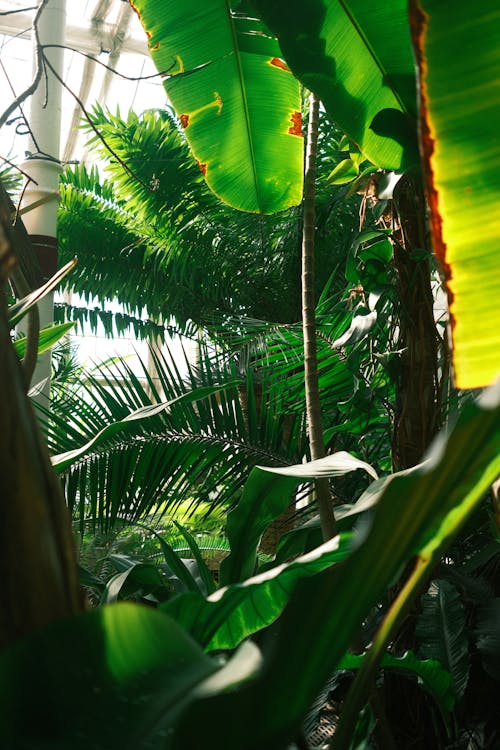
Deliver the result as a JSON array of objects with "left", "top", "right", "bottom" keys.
[
  {"left": 131, "top": 0, "right": 303, "bottom": 213},
  {"left": 2, "top": 382, "right": 498, "bottom": 748},
  {"left": 162, "top": 532, "right": 354, "bottom": 651},
  {"left": 250, "top": 0, "right": 419, "bottom": 171},
  {"left": 409, "top": 1, "right": 500, "bottom": 388},
  {"left": 251, "top": 1, "right": 500, "bottom": 388},
  {"left": 171, "top": 382, "right": 499, "bottom": 748}
]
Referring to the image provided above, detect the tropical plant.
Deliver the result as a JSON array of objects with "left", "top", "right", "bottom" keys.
[
  {"left": 0, "top": 2, "right": 499, "bottom": 749},
  {"left": 40, "top": 342, "right": 309, "bottom": 532},
  {"left": 57, "top": 105, "right": 359, "bottom": 338}
]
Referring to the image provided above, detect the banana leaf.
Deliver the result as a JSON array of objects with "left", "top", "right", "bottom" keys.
[
  {"left": 172, "top": 381, "right": 499, "bottom": 749},
  {"left": 250, "top": 0, "right": 419, "bottom": 171},
  {"left": 409, "top": 0, "right": 500, "bottom": 388},
  {"left": 131, "top": 0, "right": 304, "bottom": 213},
  {"left": 0, "top": 382, "right": 498, "bottom": 748}
]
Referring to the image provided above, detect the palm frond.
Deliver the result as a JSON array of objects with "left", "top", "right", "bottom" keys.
[{"left": 38, "top": 343, "right": 307, "bottom": 532}]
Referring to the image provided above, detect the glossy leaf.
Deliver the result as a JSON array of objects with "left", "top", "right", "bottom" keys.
[
  {"left": 251, "top": 0, "right": 419, "bottom": 170},
  {"left": 101, "top": 559, "right": 166, "bottom": 604},
  {"left": 131, "top": 0, "right": 303, "bottom": 213},
  {"left": 416, "top": 579, "right": 469, "bottom": 698},
  {"left": 475, "top": 599, "right": 500, "bottom": 682},
  {"left": 173, "top": 521, "right": 216, "bottom": 595},
  {"left": 409, "top": 1, "right": 500, "bottom": 387},
  {"left": 13, "top": 321, "right": 75, "bottom": 358},
  {"left": 162, "top": 533, "right": 353, "bottom": 651},
  {"left": 0, "top": 603, "right": 217, "bottom": 749},
  {"left": 157, "top": 534, "right": 206, "bottom": 595},
  {"left": 220, "top": 451, "right": 376, "bottom": 585},
  {"left": 340, "top": 650, "right": 455, "bottom": 713},
  {"left": 172, "top": 383, "right": 500, "bottom": 749}
]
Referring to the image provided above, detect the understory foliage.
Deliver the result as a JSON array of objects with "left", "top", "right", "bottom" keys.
[{"left": 1, "top": 2, "right": 499, "bottom": 749}]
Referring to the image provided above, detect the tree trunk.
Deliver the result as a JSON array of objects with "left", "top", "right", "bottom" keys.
[
  {"left": 0, "top": 207, "right": 82, "bottom": 651},
  {"left": 302, "top": 94, "right": 336, "bottom": 541},
  {"left": 391, "top": 174, "right": 443, "bottom": 470}
]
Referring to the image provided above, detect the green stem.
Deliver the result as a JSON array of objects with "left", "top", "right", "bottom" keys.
[{"left": 329, "top": 555, "right": 430, "bottom": 749}]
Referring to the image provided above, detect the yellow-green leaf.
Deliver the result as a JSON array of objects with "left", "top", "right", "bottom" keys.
[
  {"left": 410, "top": 0, "right": 500, "bottom": 388},
  {"left": 131, "top": 0, "right": 304, "bottom": 213}
]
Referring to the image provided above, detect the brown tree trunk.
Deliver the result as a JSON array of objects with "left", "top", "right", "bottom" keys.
[
  {"left": 302, "top": 94, "right": 336, "bottom": 540},
  {"left": 391, "top": 174, "right": 443, "bottom": 470}
]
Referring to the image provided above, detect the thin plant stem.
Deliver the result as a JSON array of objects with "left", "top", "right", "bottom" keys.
[
  {"left": 329, "top": 554, "right": 430, "bottom": 749},
  {"left": 302, "top": 93, "right": 336, "bottom": 540}
]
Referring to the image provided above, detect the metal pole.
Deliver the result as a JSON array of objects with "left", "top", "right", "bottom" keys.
[{"left": 20, "top": 0, "right": 66, "bottom": 403}]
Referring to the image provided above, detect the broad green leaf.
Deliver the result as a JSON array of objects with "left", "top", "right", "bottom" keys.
[
  {"left": 416, "top": 579, "right": 469, "bottom": 698},
  {"left": 219, "top": 469, "right": 298, "bottom": 585},
  {"left": 157, "top": 534, "right": 206, "bottom": 594},
  {"left": 340, "top": 650, "right": 455, "bottom": 714},
  {"left": 251, "top": 0, "right": 419, "bottom": 170},
  {"left": 8, "top": 259, "right": 77, "bottom": 328},
  {"left": 262, "top": 451, "right": 377, "bottom": 481},
  {"left": 172, "top": 383, "right": 500, "bottom": 749},
  {"left": 0, "top": 603, "right": 217, "bottom": 749},
  {"left": 327, "top": 158, "right": 359, "bottom": 185},
  {"left": 220, "top": 451, "right": 376, "bottom": 585},
  {"left": 13, "top": 321, "right": 75, "bottom": 358},
  {"left": 132, "top": 0, "right": 303, "bottom": 213},
  {"left": 162, "top": 533, "right": 353, "bottom": 651},
  {"left": 173, "top": 521, "right": 216, "bottom": 595},
  {"left": 101, "top": 560, "right": 166, "bottom": 604},
  {"left": 409, "top": 1, "right": 500, "bottom": 388},
  {"left": 475, "top": 599, "right": 500, "bottom": 682}
]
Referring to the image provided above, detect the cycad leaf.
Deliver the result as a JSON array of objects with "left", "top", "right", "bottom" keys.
[
  {"left": 251, "top": 0, "right": 418, "bottom": 170},
  {"left": 415, "top": 578, "right": 469, "bottom": 698},
  {"left": 132, "top": 0, "right": 304, "bottom": 213},
  {"left": 409, "top": 1, "right": 500, "bottom": 387}
]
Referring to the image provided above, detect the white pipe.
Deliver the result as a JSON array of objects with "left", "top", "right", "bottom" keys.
[{"left": 19, "top": 0, "right": 67, "bottom": 404}]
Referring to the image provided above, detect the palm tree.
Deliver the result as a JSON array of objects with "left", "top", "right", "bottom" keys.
[{"left": 57, "top": 106, "right": 360, "bottom": 339}]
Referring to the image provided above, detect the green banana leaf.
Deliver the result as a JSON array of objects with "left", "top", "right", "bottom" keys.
[
  {"left": 251, "top": 1, "right": 500, "bottom": 388},
  {"left": 0, "top": 603, "right": 217, "bottom": 749},
  {"left": 409, "top": 1, "right": 500, "bottom": 388},
  {"left": 162, "top": 532, "right": 353, "bottom": 651},
  {"left": 219, "top": 450, "right": 377, "bottom": 585},
  {"left": 172, "top": 382, "right": 499, "bottom": 749},
  {"left": 1, "top": 384, "right": 498, "bottom": 748},
  {"left": 131, "top": 0, "right": 304, "bottom": 213},
  {"left": 250, "top": 0, "right": 419, "bottom": 171}
]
